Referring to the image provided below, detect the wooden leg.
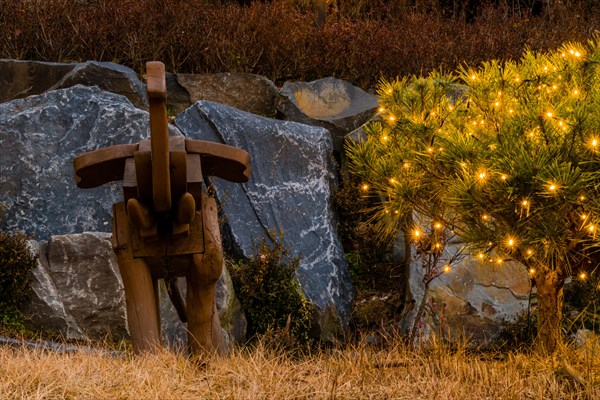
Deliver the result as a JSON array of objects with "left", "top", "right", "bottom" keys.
[
  {"left": 115, "top": 250, "right": 161, "bottom": 354},
  {"left": 186, "top": 195, "right": 227, "bottom": 357}
]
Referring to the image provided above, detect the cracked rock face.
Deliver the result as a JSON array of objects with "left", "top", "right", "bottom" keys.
[
  {"left": 409, "top": 241, "right": 530, "bottom": 346},
  {"left": 0, "top": 85, "right": 153, "bottom": 239},
  {"left": 175, "top": 100, "right": 354, "bottom": 340}
]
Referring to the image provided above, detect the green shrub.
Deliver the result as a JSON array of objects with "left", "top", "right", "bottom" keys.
[
  {"left": 564, "top": 273, "right": 600, "bottom": 334},
  {"left": 231, "top": 235, "right": 314, "bottom": 344},
  {"left": 0, "top": 231, "right": 37, "bottom": 333},
  {"left": 0, "top": 231, "right": 36, "bottom": 308}
]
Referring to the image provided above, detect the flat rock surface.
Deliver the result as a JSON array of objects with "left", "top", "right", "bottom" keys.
[{"left": 177, "top": 73, "right": 279, "bottom": 116}]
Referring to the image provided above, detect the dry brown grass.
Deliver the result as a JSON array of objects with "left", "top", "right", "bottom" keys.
[{"left": 1, "top": 338, "right": 598, "bottom": 399}]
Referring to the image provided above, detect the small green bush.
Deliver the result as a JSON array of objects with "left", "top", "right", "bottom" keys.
[
  {"left": 564, "top": 273, "right": 600, "bottom": 334},
  {"left": 0, "top": 231, "right": 37, "bottom": 333},
  {"left": 0, "top": 231, "right": 36, "bottom": 308},
  {"left": 231, "top": 235, "right": 314, "bottom": 344}
]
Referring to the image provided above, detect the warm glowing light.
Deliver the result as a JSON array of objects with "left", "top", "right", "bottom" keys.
[
  {"left": 515, "top": 77, "right": 520, "bottom": 82},
  {"left": 546, "top": 112, "right": 553, "bottom": 118},
  {"left": 389, "top": 115, "right": 396, "bottom": 122},
  {"left": 501, "top": 174, "right": 507, "bottom": 180},
  {"left": 592, "top": 138, "right": 598, "bottom": 147},
  {"left": 527, "top": 249, "right": 533, "bottom": 256},
  {"left": 580, "top": 195, "right": 586, "bottom": 201},
  {"left": 448, "top": 105, "right": 454, "bottom": 111},
  {"left": 496, "top": 259, "right": 503, "bottom": 264},
  {"left": 507, "top": 238, "right": 515, "bottom": 247},
  {"left": 394, "top": 210, "right": 399, "bottom": 214},
  {"left": 589, "top": 225, "right": 595, "bottom": 232},
  {"left": 478, "top": 253, "right": 485, "bottom": 259},
  {"left": 508, "top": 109, "right": 514, "bottom": 114},
  {"left": 581, "top": 214, "right": 588, "bottom": 220},
  {"left": 435, "top": 243, "right": 441, "bottom": 249},
  {"left": 435, "top": 223, "right": 442, "bottom": 229},
  {"left": 471, "top": 75, "right": 477, "bottom": 80},
  {"left": 386, "top": 89, "right": 393, "bottom": 94},
  {"left": 378, "top": 106, "right": 385, "bottom": 112},
  {"left": 522, "top": 200, "right": 528, "bottom": 206},
  {"left": 443, "top": 265, "right": 452, "bottom": 273},
  {"left": 529, "top": 268, "right": 536, "bottom": 275},
  {"left": 573, "top": 89, "right": 579, "bottom": 95},
  {"left": 479, "top": 172, "right": 486, "bottom": 179},
  {"left": 482, "top": 214, "right": 489, "bottom": 220},
  {"left": 494, "top": 102, "right": 500, "bottom": 107},
  {"left": 414, "top": 229, "right": 421, "bottom": 238},
  {"left": 403, "top": 162, "right": 410, "bottom": 169},
  {"left": 361, "top": 184, "right": 369, "bottom": 191},
  {"left": 543, "top": 66, "right": 548, "bottom": 72},
  {"left": 579, "top": 272, "right": 587, "bottom": 280},
  {"left": 389, "top": 178, "right": 397, "bottom": 184},
  {"left": 382, "top": 135, "right": 389, "bottom": 141},
  {"left": 569, "top": 49, "right": 575, "bottom": 55},
  {"left": 549, "top": 184, "right": 557, "bottom": 191},
  {"left": 488, "top": 242, "right": 493, "bottom": 246},
  {"left": 427, "top": 147, "right": 433, "bottom": 153},
  {"left": 575, "top": 51, "right": 581, "bottom": 57}
]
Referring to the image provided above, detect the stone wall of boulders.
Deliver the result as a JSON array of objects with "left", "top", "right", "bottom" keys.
[{"left": 0, "top": 58, "right": 531, "bottom": 346}]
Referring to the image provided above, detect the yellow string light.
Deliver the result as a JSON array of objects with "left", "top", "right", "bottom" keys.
[
  {"left": 580, "top": 195, "right": 586, "bottom": 201},
  {"left": 478, "top": 252, "right": 485, "bottom": 260},
  {"left": 434, "top": 222, "right": 442, "bottom": 230},
  {"left": 361, "top": 184, "right": 369, "bottom": 191},
  {"left": 443, "top": 265, "right": 452, "bottom": 273},
  {"left": 579, "top": 272, "right": 587, "bottom": 280},
  {"left": 389, "top": 178, "right": 397, "bottom": 185},
  {"left": 500, "top": 174, "right": 508, "bottom": 181},
  {"left": 414, "top": 229, "right": 421, "bottom": 238},
  {"left": 526, "top": 249, "right": 533, "bottom": 256},
  {"left": 482, "top": 214, "right": 489, "bottom": 221},
  {"left": 378, "top": 106, "right": 385, "bottom": 112},
  {"left": 546, "top": 112, "right": 553, "bottom": 118},
  {"left": 389, "top": 115, "right": 396, "bottom": 122},
  {"left": 507, "top": 237, "right": 515, "bottom": 247},
  {"left": 529, "top": 268, "right": 536, "bottom": 275}
]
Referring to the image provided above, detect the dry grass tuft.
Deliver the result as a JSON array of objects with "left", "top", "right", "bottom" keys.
[{"left": 1, "top": 338, "right": 598, "bottom": 399}]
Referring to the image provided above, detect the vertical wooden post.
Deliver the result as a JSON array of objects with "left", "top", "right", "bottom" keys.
[{"left": 146, "top": 61, "right": 171, "bottom": 212}]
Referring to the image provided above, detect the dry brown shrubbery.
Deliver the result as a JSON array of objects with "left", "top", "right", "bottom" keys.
[
  {"left": 0, "top": 337, "right": 598, "bottom": 399},
  {"left": 1, "top": 0, "right": 598, "bottom": 87}
]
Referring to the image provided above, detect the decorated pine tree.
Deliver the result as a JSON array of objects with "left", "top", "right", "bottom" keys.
[{"left": 347, "top": 39, "right": 600, "bottom": 354}]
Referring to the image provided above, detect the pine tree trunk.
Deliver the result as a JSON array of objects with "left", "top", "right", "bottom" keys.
[{"left": 534, "top": 268, "right": 565, "bottom": 355}]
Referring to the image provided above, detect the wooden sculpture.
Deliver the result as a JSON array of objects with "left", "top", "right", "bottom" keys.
[{"left": 73, "top": 61, "right": 251, "bottom": 356}]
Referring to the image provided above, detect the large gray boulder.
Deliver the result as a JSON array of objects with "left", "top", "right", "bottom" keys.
[
  {"left": 276, "top": 77, "right": 379, "bottom": 152},
  {"left": 50, "top": 61, "right": 148, "bottom": 109},
  {"left": 0, "top": 59, "right": 75, "bottom": 103},
  {"left": 0, "top": 85, "right": 154, "bottom": 239},
  {"left": 175, "top": 101, "right": 354, "bottom": 339},
  {"left": 24, "top": 233, "right": 246, "bottom": 344},
  {"left": 177, "top": 73, "right": 279, "bottom": 116}
]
